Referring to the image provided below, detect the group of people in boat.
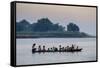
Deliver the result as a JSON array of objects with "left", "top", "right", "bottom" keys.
[{"left": 32, "top": 43, "right": 82, "bottom": 53}]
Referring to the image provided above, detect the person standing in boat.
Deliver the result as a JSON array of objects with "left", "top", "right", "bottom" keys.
[{"left": 32, "top": 43, "right": 36, "bottom": 52}]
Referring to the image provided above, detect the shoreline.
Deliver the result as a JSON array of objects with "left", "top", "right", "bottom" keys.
[
  {"left": 16, "top": 36, "right": 96, "bottom": 39},
  {"left": 16, "top": 32, "right": 96, "bottom": 39}
]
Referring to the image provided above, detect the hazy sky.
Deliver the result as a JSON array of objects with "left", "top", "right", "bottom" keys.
[{"left": 16, "top": 3, "right": 97, "bottom": 36}]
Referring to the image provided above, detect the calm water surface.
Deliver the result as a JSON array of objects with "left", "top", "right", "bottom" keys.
[{"left": 16, "top": 38, "right": 96, "bottom": 65}]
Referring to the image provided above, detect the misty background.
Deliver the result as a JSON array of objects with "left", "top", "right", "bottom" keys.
[{"left": 16, "top": 3, "right": 96, "bottom": 36}]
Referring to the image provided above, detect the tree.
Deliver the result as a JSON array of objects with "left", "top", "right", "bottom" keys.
[
  {"left": 16, "top": 18, "right": 66, "bottom": 32},
  {"left": 31, "top": 18, "right": 65, "bottom": 32},
  {"left": 31, "top": 18, "right": 53, "bottom": 32},
  {"left": 67, "top": 23, "right": 80, "bottom": 32},
  {"left": 16, "top": 19, "right": 30, "bottom": 32}
]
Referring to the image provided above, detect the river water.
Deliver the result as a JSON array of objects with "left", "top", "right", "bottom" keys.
[{"left": 16, "top": 38, "right": 96, "bottom": 65}]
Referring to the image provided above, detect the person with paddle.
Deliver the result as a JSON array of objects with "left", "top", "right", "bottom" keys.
[{"left": 32, "top": 43, "right": 36, "bottom": 53}]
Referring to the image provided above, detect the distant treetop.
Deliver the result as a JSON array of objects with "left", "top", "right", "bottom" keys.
[{"left": 67, "top": 22, "right": 80, "bottom": 32}]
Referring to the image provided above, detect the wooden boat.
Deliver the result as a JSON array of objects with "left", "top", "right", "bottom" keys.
[
  {"left": 32, "top": 48, "right": 82, "bottom": 53},
  {"left": 66, "top": 48, "right": 82, "bottom": 52}
]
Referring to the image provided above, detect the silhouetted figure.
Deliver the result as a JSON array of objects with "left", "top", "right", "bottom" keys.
[
  {"left": 50, "top": 48, "right": 53, "bottom": 52},
  {"left": 38, "top": 45, "right": 41, "bottom": 52},
  {"left": 32, "top": 43, "right": 35, "bottom": 49},
  {"left": 71, "top": 44, "right": 75, "bottom": 50},
  {"left": 48, "top": 48, "right": 50, "bottom": 52},
  {"left": 67, "top": 46, "right": 69, "bottom": 49},
  {"left": 66, "top": 46, "right": 69, "bottom": 50},
  {"left": 76, "top": 46, "right": 79, "bottom": 49},
  {"left": 59, "top": 45, "right": 62, "bottom": 51},
  {"left": 43, "top": 45, "right": 46, "bottom": 52},
  {"left": 54, "top": 47, "right": 58, "bottom": 51},
  {"left": 52, "top": 46, "right": 55, "bottom": 52},
  {"left": 32, "top": 43, "right": 36, "bottom": 53},
  {"left": 31, "top": 43, "right": 82, "bottom": 53},
  {"left": 65, "top": 47, "right": 67, "bottom": 51},
  {"left": 62, "top": 47, "right": 65, "bottom": 51}
]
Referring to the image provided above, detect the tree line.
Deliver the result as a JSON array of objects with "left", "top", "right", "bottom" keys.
[{"left": 16, "top": 18, "right": 80, "bottom": 32}]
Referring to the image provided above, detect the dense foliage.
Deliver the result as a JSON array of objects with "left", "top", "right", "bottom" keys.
[
  {"left": 67, "top": 23, "right": 80, "bottom": 32},
  {"left": 16, "top": 18, "right": 80, "bottom": 32}
]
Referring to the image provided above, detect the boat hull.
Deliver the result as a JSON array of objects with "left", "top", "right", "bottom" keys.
[{"left": 32, "top": 48, "right": 82, "bottom": 53}]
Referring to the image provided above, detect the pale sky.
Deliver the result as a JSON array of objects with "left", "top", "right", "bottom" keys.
[{"left": 16, "top": 3, "right": 97, "bottom": 36}]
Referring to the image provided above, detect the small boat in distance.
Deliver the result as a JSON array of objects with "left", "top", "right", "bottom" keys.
[{"left": 32, "top": 43, "right": 83, "bottom": 53}]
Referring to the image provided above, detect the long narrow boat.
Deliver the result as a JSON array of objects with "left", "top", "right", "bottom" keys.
[{"left": 32, "top": 48, "right": 82, "bottom": 53}]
